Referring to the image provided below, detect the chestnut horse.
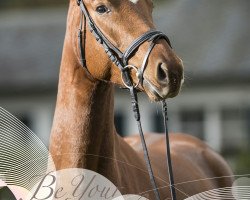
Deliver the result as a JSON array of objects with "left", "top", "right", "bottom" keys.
[{"left": 49, "top": 0, "right": 233, "bottom": 199}]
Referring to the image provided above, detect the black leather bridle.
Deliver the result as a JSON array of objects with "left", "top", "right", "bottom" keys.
[{"left": 77, "top": 1, "right": 176, "bottom": 199}]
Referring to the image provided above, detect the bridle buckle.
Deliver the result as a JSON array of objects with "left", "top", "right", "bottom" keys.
[{"left": 121, "top": 65, "right": 141, "bottom": 89}]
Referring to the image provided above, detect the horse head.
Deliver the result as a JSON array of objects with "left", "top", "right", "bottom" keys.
[{"left": 72, "top": 0, "right": 184, "bottom": 101}]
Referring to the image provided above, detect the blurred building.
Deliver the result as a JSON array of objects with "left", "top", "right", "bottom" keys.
[{"left": 0, "top": 0, "right": 250, "bottom": 164}]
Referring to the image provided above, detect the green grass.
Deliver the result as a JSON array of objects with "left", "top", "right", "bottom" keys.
[{"left": 234, "top": 149, "right": 250, "bottom": 175}]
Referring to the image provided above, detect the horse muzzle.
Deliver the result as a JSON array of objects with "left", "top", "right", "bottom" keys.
[{"left": 143, "top": 59, "right": 184, "bottom": 101}]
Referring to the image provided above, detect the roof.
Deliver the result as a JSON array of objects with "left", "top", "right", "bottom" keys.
[
  {"left": 0, "top": 1, "right": 250, "bottom": 94},
  {"left": 154, "top": 0, "right": 250, "bottom": 85},
  {"left": 0, "top": 8, "right": 66, "bottom": 94}
]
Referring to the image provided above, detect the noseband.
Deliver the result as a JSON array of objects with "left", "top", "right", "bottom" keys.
[{"left": 77, "top": 1, "right": 176, "bottom": 200}]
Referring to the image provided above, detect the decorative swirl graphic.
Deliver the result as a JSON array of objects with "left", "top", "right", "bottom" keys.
[
  {"left": 0, "top": 107, "right": 55, "bottom": 199},
  {"left": 184, "top": 177, "right": 250, "bottom": 200},
  {"left": 0, "top": 106, "right": 250, "bottom": 200}
]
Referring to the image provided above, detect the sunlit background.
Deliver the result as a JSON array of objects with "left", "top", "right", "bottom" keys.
[{"left": 0, "top": 0, "right": 250, "bottom": 175}]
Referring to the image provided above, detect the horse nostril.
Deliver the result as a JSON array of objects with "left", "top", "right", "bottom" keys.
[{"left": 157, "top": 62, "right": 168, "bottom": 82}]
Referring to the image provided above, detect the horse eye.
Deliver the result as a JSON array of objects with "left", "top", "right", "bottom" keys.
[{"left": 96, "top": 5, "right": 109, "bottom": 14}]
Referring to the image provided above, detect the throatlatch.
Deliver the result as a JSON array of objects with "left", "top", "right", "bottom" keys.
[{"left": 77, "top": 1, "right": 176, "bottom": 199}]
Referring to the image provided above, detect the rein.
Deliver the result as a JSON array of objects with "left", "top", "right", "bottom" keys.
[{"left": 77, "top": 1, "right": 176, "bottom": 199}]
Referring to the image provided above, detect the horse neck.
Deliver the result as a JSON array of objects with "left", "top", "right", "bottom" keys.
[{"left": 50, "top": 30, "right": 116, "bottom": 173}]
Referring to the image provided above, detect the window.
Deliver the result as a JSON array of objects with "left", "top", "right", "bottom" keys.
[
  {"left": 18, "top": 114, "right": 31, "bottom": 128},
  {"left": 180, "top": 109, "right": 204, "bottom": 139},
  {"left": 153, "top": 112, "right": 164, "bottom": 133},
  {"left": 221, "top": 108, "right": 248, "bottom": 152},
  {"left": 114, "top": 112, "right": 125, "bottom": 137}
]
